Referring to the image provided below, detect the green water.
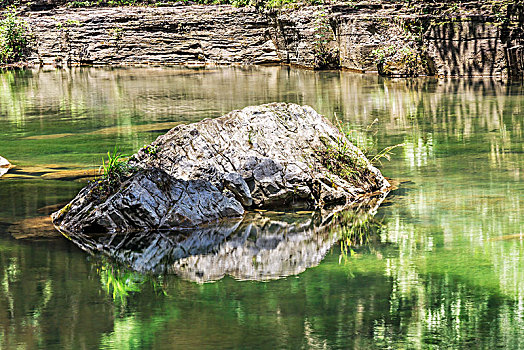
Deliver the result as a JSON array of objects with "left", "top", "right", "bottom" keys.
[{"left": 0, "top": 66, "right": 522, "bottom": 349}]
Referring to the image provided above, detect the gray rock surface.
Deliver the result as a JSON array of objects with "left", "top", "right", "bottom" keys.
[
  {"left": 131, "top": 102, "right": 389, "bottom": 206},
  {"left": 53, "top": 103, "right": 389, "bottom": 237},
  {"left": 21, "top": 4, "right": 524, "bottom": 77},
  {"left": 0, "top": 156, "right": 10, "bottom": 177},
  {"left": 54, "top": 168, "right": 244, "bottom": 235}
]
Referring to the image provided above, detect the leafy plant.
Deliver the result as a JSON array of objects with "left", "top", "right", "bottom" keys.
[
  {"left": 109, "top": 26, "right": 123, "bottom": 40},
  {"left": 315, "top": 136, "right": 364, "bottom": 182},
  {"left": 55, "top": 19, "right": 82, "bottom": 30},
  {"left": 315, "top": 116, "right": 404, "bottom": 183},
  {"left": 371, "top": 45, "right": 397, "bottom": 65},
  {"left": 372, "top": 44, "right": 423, "bottom": 76},
  {"left": 340, "top": 119, "right": 405, "bottom": 166},
  {"left": 66, "top": 19, "right": 82, "bottom": 26},
  {"left": 143, "top": 144, "right": 159, "bottom": 156},
  {"left": 0, "top": 7, "right": 33, "bottom": 65},
  {"left": 370, "top": 143, "right": 405, "bottom": 166},
  {"left": 370, "top": 15, "right": 434, "bottom": 77},
  {"left": 68, "top": 0, "right": 95, "bottom": 7}
]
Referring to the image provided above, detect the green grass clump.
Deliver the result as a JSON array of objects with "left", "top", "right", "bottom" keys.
[
  {"left": 95, "top": 147, "right": 136, "bottom": 198},
  {"left": 315, "top": 136, "right": 364, "bottom": 182}
]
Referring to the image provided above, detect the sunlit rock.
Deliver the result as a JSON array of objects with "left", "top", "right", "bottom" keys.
[
  {"left": 54, "top": 169, "right": 245, "bottom": 235},
  {"left": 52, "top": 103, "right": 389, "bottom": 238}
]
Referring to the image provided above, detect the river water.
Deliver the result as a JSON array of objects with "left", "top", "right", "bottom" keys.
[{"left": 0, "top": 66, "right": 522, "bottom": 349}]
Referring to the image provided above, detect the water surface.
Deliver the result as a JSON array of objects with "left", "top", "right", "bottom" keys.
[{"left": 0, "top": 66, "right": 522, "bottom": 349}]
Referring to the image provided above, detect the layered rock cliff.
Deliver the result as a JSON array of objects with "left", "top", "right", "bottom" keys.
[{"left": 17, "top": 2, "right": 524, "bottom": 77}]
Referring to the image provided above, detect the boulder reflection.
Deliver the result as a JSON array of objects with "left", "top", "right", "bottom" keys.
[{"left": 69, "top": 193, "right": 388, "bottom": 280}]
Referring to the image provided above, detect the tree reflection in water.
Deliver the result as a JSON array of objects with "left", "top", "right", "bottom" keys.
[{"left": 0, "top": 66, "right": 522, "bottom": 349}]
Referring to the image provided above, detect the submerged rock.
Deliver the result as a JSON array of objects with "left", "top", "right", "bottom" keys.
[
  {"left": 0, "top": 156, "right": 10, "bottom": 177},
  {"left": 8, "top": 216, "right": 60, "bottom": 240},
  {"left": 41, "top": 168, "right": 97, "bottom": 181},
  {"left": 53, "top": 103, "right": 390, "bottom": 237}
]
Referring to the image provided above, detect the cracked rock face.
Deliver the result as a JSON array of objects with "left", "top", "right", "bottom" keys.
[
  {"left": 52, "top": 103, "right": 389, "bottom": 236},
  {"left": 54, "top": 168, "right": 244, "bottom": 235}
]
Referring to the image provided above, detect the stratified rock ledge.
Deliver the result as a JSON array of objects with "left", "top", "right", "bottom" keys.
[{"left": 52, "top": 103, "right": 390, "bottom": 236}]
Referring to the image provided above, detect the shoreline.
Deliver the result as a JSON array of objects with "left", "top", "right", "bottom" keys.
[{"left": 2, "top": 62, "right": 516, "bottom": 80}]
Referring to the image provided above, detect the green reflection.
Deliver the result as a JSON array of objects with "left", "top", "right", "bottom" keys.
[
  {"left": 0, "top": 66, "right": 522, "bottom": 349},
  {"left": 336, "top": 205, "right": 384, "bottom": 263},
  {"left": 99, "top": 263, "right": 146, "bottom": 304}
]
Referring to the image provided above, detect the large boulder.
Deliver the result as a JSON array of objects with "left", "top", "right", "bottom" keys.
[{"left": 52, "top": 103, "right": 390, "bottom": 236}]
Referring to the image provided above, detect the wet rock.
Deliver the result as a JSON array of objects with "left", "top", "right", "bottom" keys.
[
  {"left": 53, "top": 103, "right": 389, "bottom": 238},
  {"left": 0, "top": 156, "right": 10, "bottom": 177}
]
